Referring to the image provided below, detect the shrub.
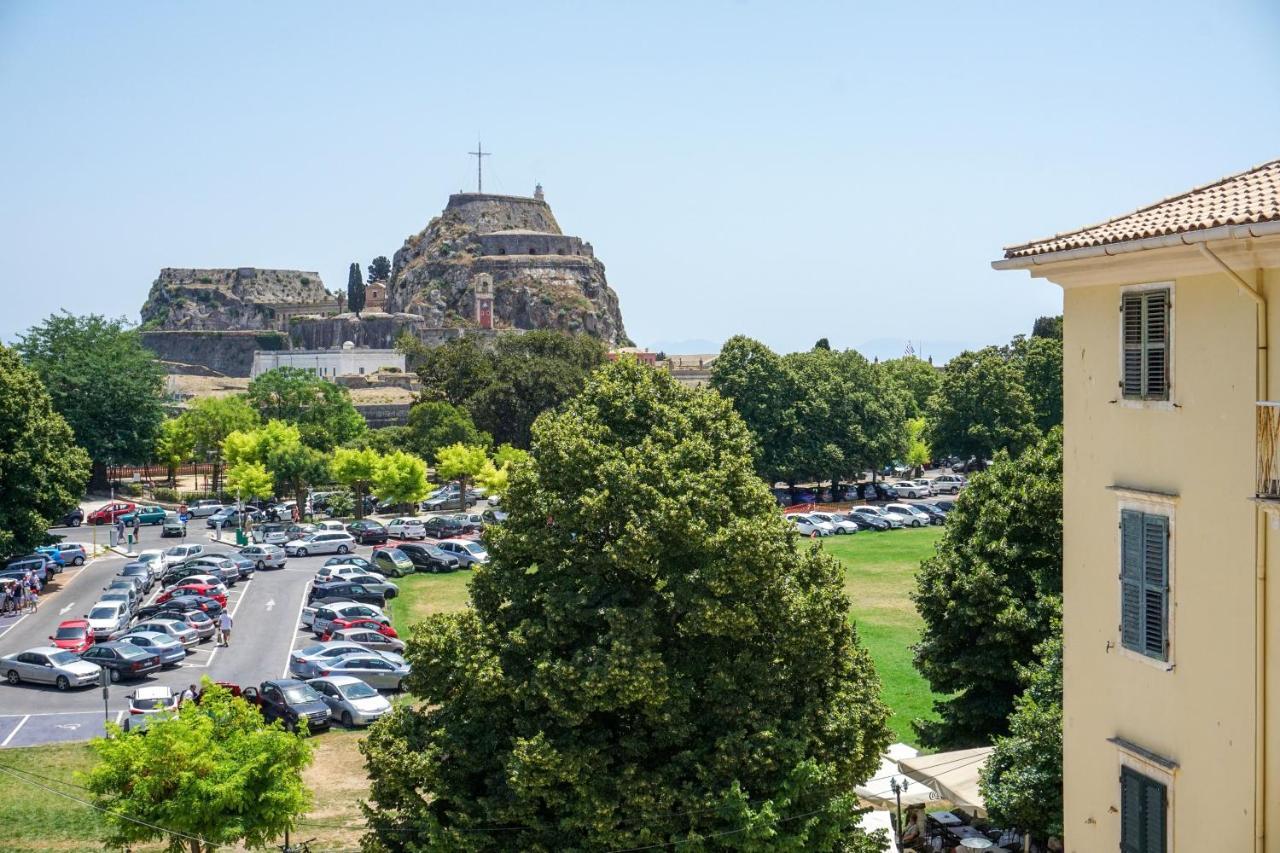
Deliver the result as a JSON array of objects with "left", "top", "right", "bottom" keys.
[
  {"left": 121, "top": 482, "right": 144, "bottom": 497},
  {"left": 153, "top": 487, "right": 179, "bottom": 502}
]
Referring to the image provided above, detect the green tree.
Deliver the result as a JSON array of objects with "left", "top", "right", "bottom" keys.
[
  {"left": 361, "top": 360, "right": 890, "bottom": 851},
  {"left": 1031, "top": 314, "right": 1063, "bottom": 340},
  {"left": 347, "top": 262, "right": 366, "bottom": 316},
  {"left": 492, "top": 442, "right": 528, "bottom": 469},
  {"left": 814, "top": 336, "right": 831, "bottom": 350},
  {"left": 927, "top": 347, "right": 1038, "bottom": 465},
  {"left": 881, "top": 355, "right": 941, "bottom": 418},
  {"left": 372, "top": 450, "right": 429, "bottom": 510},
  {"left": 225, "top": 460, "right": 274, "bottom": 502},
  {"left": 1011, "top": 335, "right": 1063, "bottom": 433},
  {"left": 0, "top": 346, "right": 90, "bottom": 556},
  {"left": 904, "top": 416, "right": 931, "bottom": 476},
  {"left": 181, "top": 396, "right": 260, "bottom": 495},
  {"left": 246, "top": 367, "right": 365, "bottom": 450},
  {"left": 403, "top": 334, "right": 495, "bottom": 407},
  {"left": 343, "top": 425, "right": 408, "bottom": 454},
  {"left": 223, "top": 421, "right": 330, "bottom": 513},
  {"left": 16, "top": 312, "right": 165, "bottom": 490},
  {"left": 153, "top": 418, "right": 196, "bottom": 487},
  {"left": 710, "top": 335, "right": 800, "bottom": 485},
  {"left": 912, "top": 428, "right": 1062, "bottom": 747},
  {"left": 82, "top": 681, "right": 313, "bottom": 853},
  {"left": 980, "top": 625, "right": 1063, "bottom": 842},
  {"left": 368, "top": 255, "right": 391, "bottom": 282},
  {"left": 331, "top": 446, "right": 381, "bottom": 519},
  {"left": 404, "top": 400, "right": 491, "bottom": 461},
  {"left": 433, "top": 442, "right": 488, "bottom": 511}
]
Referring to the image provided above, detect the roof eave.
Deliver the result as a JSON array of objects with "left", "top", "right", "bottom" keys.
[{"left": 993, "top": 220, "right": 1280, "bottom": 271}]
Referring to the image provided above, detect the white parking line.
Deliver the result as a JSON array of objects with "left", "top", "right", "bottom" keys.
[
  {"left": 0, "top": 612, "right": 31, "bottom": 639},
  {"left": 1, "top": 715, "right": 30, "bottom": 747},
  {"left": 282, "top": 581, "right": 312, "bottom": 678}
]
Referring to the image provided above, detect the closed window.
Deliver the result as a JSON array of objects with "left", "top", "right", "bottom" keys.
[
  {"left": 1121, "top": 767, "right": 1167, "bottom": 853},
  {"left": 1121, "top": 509, "right": 1170, "bottom": 661},
  {"left": 1121, "top": 288, "right": 1170, "bottom": 400}
]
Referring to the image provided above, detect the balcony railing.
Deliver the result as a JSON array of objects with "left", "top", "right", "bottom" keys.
[{"left": 1259, "top": 403, "right": 1280, "bottom": 499}]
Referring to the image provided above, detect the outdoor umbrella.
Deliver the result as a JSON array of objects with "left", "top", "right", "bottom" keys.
[{"left": 896, "top": 746, "right": 994, "bottom": 816}]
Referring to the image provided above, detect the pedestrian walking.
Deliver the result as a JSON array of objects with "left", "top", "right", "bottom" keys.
[
  {"left": 218, "top": 611, "right": 233, "bottom": 647},
  {"left": 180, "top": 683, "right": 199, "bottom": 705}
]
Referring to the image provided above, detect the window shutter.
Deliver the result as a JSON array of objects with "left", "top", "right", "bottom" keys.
[
  {"left": 1143, "top": 775, "right": 1168, "bottom": 853},
  {"left": 1122, "top": 294, "right": 1144, "bottom": 397},
  {"left": 1120, "top": 767, "right": 1168, "bottom": 853},
  {"left": 1141, "top": 514, "right": 1169, "bottom": 660},
  {"left": 1143, "top": 290, "right": 1169, "bottom": 400},
  {"left": 1120, "top": 768, "right": 1143, "bottom": 853},
  {"left": 1120, "top": 510, "right": 1144, "bottom": 652}
]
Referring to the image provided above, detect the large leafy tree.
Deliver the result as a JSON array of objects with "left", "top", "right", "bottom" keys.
[
  {"left": 1011, "top": 335, "right": 1063, "bottom": 434},
  {"left": 0, "top": 346, "right": 90, "bottom": 556},
  {"left": 404, "top": 401, "right": 491, "bottom": 461},
  {"left": 362, "top": 360, "right": 890, "bottom": 851},
  {"left": 181, "top": 396, "right": 260, "bottom": 495},
  {"left": 927, "top": 346, "right": 1038, "bottom": 464},
  {"left": 372, "top": 450, "right": 429, "bottom": 510},
  {"left": 980, "top": 625, "right": 1063, "bottom": 842},
  {"left": 433, "top": 442, "right": 488, "bottom": 511},
  {"left": 368, "top": 255, "right": 392, "bottom": 282},
  {"left": 82, "top": 681, "right": 313, "bottom": 853},
  {"left": 710, "top": 335, "right": 801, "bottom": 484},
  {"left": 223, "top": 421, "right": 329, "bottom": 511},
  {"left": 1031, "top": 314, "right": 1063, "bottom": 340},
  {"left": 880, "top": 355, "right": 941, "bottom": 418},
  {"left": 331, "top": 446, "right": 382, "bottom": 518},
  {"left": 912, "top": 428, "right": 1062, "bottom": 747},
  {"left": 16, "top": 312, "right": 165, "bottom": 489},
  {"left": 246, "top": 367, "right": 365, "bottom": 450},
  {"left": 154, "top": 418, "right": 196, "bottom": 487}
]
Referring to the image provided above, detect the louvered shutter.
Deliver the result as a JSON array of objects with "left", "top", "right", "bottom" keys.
[
  {"left": 1120, "top": 511, "right": 1144, "bottom": 652},
  {"left": 1143, "top": 290, "right": 1169, "bottom": 400},
  {"left": 1120, "top": 767, "right": 1143, "bottom": 852},
  {"left": 1120, "top": 767, "right": 1168, "bottom": 853},
  {"left": 1122, "top": 294, "right": 1144, "bottom": 398},
  {"left": 1141, "top": 514, "right": 1169, "bottom": 660},
  {"left": 1142, "top": 774, "right": 1168, "bottom": 853}
]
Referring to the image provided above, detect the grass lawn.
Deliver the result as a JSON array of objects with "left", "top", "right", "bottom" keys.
[
  {"left": 822, "top": 526, "right": 944, "bottom": 745},
  {"left": 386, "top": 567, "right": 474, "bottom": 628}
]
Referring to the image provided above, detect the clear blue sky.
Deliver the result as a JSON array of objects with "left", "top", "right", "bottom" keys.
[{"left": 3, "top": 1, "right": 1278, "bottom": 359}]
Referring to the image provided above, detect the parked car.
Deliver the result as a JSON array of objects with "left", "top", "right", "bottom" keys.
[
  {"left": 3, "top": 554, "right": 54, "bottom": 583},
  {"left": 120, "top": 505, "right": 166, "bottom": 526},
  {"left": 84, "top": 601, "right": 130, "bottom": 639},
  {"left": 849, "top": 506, "right": 900, "bottom": 530},
  {"left": 396, "top": 542, "right": 461, "bottom": 573},
  {"left": 158, "top": 583, "right": 227, "bottom": 608},
  {"left": 48, "top": 619, "right": 94, "bottom": 654},
  {"left": 854, "top": 482, "right": 899, "bottom": 502},
  {"left": 789, "top": 515, "right": 831, "bottom": 537},
  {"left": 322, "top": 617, "right": 399, "bottom": 639},
  {"left": 308, "top": 581, "right": 386, "bottom": 608},
  {"left": 98, "top": 588, "right": 138, "bottom": 616},
  {"left": 80, "top": 641, "right": 162, "bottom": 683},
  {"left": 884, "top": 503, "right": 932, "bottom": 527},
  {"left": 125, "top": 685, "right": 179, "bottom": 716},
  {"left": 915, "top": 503, "right": 948, "bottom": 524},
  {"left": 222, "top": 553, "right": 256, "bottom": 580},
  {"left": 323, "top": 555, "right": 375, "bottom": 572},
  {"left": 313, "top": 565, "right": 384, "bottom": 584},
  {"left": 239, "top": 544, "right": 287, "bottom": 570},
  {"left": 433, "top": 539, "right": 489, "bottom": 567},
  {"left": 480, "top": 509, "right": 509, "bottom": 525},
  {"left": 34, "top": 546, "right": 67, "bottom": 568},
  {"left": 347, "top": 519, "right": 389, "bottom": 545},
  {"left": 327, "top": 626, "right": 406, "bottom": 654},
  {"left": 422, "top": 516, "right": 476, "bottom": 539},
  {"left": 241, "top": 679, "right": 331, "bottom": 733},
  {"left": 87, "top": 501, "right": 136, "bottom": 525},
  {"left": 290, "top": 641, "right": 404, "bottom": 679},
  {"left": 134, "top": 549, "right": 165, "bottom": 572},
  {"left": 2, "top": 646, "right": 102, "bottom": 690},
  {"left": 285, "top": 531, "right": 356, "bottom": 557},
  {"left": 370, "top": 547, "right": 415, "bottom": 578},
  {"left": 310, "top": 602, "right": 391, "bottom": 636},
  {"left": 931, "top": 474, "right": 966, "bottom": 494},
  {"left": 932, "top": 498, "right": 957, "bottom": 512},
  {"left": 117, "top": 563, "right": 154, "bottom": 592},
  {"left": 206, "top": 507, "right": 263, "bottom": 529},
  {"left": 912, "top": 478, "right": 935, "bottom": 495},
  {"left": 308, "top": 675, "right": 393, "bottom": 727},
  {"left": 253, "top": 523, "right": 291, "bottom": 546},
  {"left": 160, "top": 544, "right": 204, "bottom": 568},
  {"left": 187, "top": 499, "right": 224, "bottom": 518},
  {"left": 43, "top": 543, "right": 88, "bottom": 566},
  {"left": 154, "top": 594, "right": 224, "bottom": 619},
  {"left": 386, "top": 517, "right": 427, "bottom": 540},
  {"left": 889, "top": 481, "right": 929, "bottom": 499},
  {"left": 161, "top": 512, "right": 187, "bottom": 538},
  {"left": 130, "top": 618, "right": 201, "bottom": 648},
  {"left": 809, "top": 511, "right": 860, "bottom": 534},
  {"left": 879, "top": 507, "right": 914, "bottom": 527},
  {"left": 178, "top": 556, "right": 241, "bottom": 586},
  {"left": 57, "top": 507, "right": 84, "bottom": 527},
  {"left": 117, "top": 631, "right": 187, "bottom": 667},
  {"left": 450, "top": 512, "right": 488, "bottom": 531},
  {"left": 316, "top": 652, "right": 410, "bottom": 690},
  {"left": 104, "top": 576, "right": 145, "bottom": 602}
]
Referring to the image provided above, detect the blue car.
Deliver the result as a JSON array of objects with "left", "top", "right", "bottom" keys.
[
  {"left": 35, "top": 546, "right": 67, "bottom": 567},
  {"left": 117, "top": 631, "right": 187, "bottom": 667}
]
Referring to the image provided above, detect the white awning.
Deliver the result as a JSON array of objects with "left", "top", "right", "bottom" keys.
[
  {"left": 896, "top": 746, "right": 994, "bottom": 816},
  {"left": 856, "top": 743, "right": 936, "bottom": 809}
]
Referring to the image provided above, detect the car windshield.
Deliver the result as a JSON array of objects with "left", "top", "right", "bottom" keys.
[
  {"left": 48, "top": 651, "right": 79, "bottom": 665},
  {"left": 384, "top": 549, "right": 409, "bottom": 562},
  {"left": 342, "top": 682, "right": 378, "bottom": 699},
  {"left": 463, "top": 543, "right": 487, "bottom": 556},
  {"left": 299, "top": 644, "right": 326, "bottom": 656},
  {"left": 89, "top": 607, "right": 118, "bottom": 619},
  {"left": 131, "top": 696, "right": 171, "bottom": 710},
  {"left": 283, "top": 685, "right": 321, "bottom": 704},
  {"left": 55, "top": 626, "right": 86, "bottom": 639}
]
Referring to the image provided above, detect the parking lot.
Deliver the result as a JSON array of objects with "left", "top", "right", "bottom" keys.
[{"left": 0, "top": 500, "right": 454, "bottom": 748}]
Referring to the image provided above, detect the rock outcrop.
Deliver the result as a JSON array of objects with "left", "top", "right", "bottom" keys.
[
  {"left": 140, "top": 268, "right": 336, "bottom": 331},
  {"left": 388, "top": 192, "right": 629, "bottom": 345}
]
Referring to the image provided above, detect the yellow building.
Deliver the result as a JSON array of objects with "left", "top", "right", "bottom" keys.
[{"left": 996, "top": 160, "right": 1280, "bottom": 852}]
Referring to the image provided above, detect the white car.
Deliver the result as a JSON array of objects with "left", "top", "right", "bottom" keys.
[
  {"left": 932, "top": 474, "right": 966, "bottom": 494},
  {"left": 884, "top": 503, "right": 931, "bottom": 528},
  {"left": 160, "top": 543, "right": 204, "bottom": 568},
  {"left": 308, "top": 675, "right": 393, "bottom": 727},
  {"left": 435, "top": 539, "right": 489, "bottom": 567},
  {"left": 387, "top": 517, "right": 427, "bottom": 540},
  {"left": 912, "top": 479, "right": 934, "bottom": 495},
  {"left": 311, "top": 601, "right": 391, "bottom": 636},
  {"left": 851, "top": 506, "right": 904, "bottom": 529},
  {"left": 314, "top": 565, "right": 387, "bottom": 584},
  {"left": 809, "top": 512, "right": 859, "bottom": 534},
  {"left": 84, "top": 601, "right": 130, "bottom": 640},
  {"left": 789, "top": 515, "right": 830, "bottom": 537},
  {"left": 285, "top": 531, "right": 356, "bottom": 557},
  {"left": 315, "top": 520, "right": 348, "bottom": 532},
  {"left": 891, "top": 481, "right": 930, "bottom": 499}
]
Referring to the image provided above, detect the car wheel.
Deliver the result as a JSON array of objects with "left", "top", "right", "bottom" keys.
[
  {"left": 257, "top": 560, "right": 266, "bottom": 570},
  {"left": 73, "top": 556, "right": 85, "bottom": 566},
  {"left": 108, "top": 668, "right": 121, "bottom": 684},
  {"left": 6, "top": 670, "right": 19, "bottom": 685},
  {"left": 297, "top": 548, "right": 308, "bottom": 558},
  {"left": 341, "top": 711, "right": 354, "bottom": 727},
  {"left": 337, "top": 545, "right": 349, "bottom": 554},
  {"left": 72, "top": 519, "right": 81, "bottom": 527},
  {"left": 55, "top": 675, "right": 69, "bottom": 691}
]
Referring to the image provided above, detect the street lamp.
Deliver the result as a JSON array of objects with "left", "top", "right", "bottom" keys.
[{"left": 890, "top": 776, "right": 910, "bottom": 839}]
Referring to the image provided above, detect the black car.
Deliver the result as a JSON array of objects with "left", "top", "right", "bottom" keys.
[
  {"left": 480, "top": 509, "right": 508, "bottom": 525},
  {"left": 117, "top": 563, "right": 155, "bottom": 593},
  {"left": 79, "top": 641, "right": 162, "bottom": 683},
  {"left": 422, "top": 516, "right": 474, "bottom": 539},
  {"left": 932, "top": 498, "right": 956, "bottom": 513},
  {"left": 915, "top": 503, "right": 948, "bottom": 525},
  {"left": 854, "top": 482, "right": 899, "bottom": 502},
  {"left": 308, "top": 581, "right": 386, "bottom": 607},
  {"left": 160, "top": 594, "right": 225, "bottom": 619},
  {"left": 346, "top": 520, "right": 389, "bottom": 545},
  {"left": 59, "top": 507, "right": 84, "bottom": 527},
  {"left": 243, "top": 679, "right": 331, "bottom": 733},
  {"left": 396, "top": 542, "right": 461, "bottom": 573},
  {"left": 849, "top": 511, "right": 891, "bottom": 531}
]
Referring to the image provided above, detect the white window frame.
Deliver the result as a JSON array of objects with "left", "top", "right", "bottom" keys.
[
  {"left": 1116, "top": 492, "right": 1176, "bottom": 671},
  {"left": 1118, "top": 281, "right": 1175, "bottom": 410},
  {"left": 1116, "top": 743, "right": 1176, "bottom": 853}
]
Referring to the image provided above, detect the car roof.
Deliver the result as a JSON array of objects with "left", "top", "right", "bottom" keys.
[
  {"left": 58, "top": 619, "right": 90, "bottom": 628},
  {"left": 311, "top": 674, "right": 364, "bottom": 687},
  {"left": 266, "top": 678, "right": 305, "bottom": 688},
  {"left": 20, "top": 646, "right": 66, "bottom": 656},
  {"left": 133, "top": 685, "right": 174, "bottom": 699}
]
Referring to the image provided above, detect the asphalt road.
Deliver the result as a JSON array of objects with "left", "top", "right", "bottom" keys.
[{"left": 0, "top": 502, "right": 389, "bottom": 748}]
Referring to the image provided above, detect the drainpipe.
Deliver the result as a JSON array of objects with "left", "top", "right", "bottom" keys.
[{"left": 1200, "top": 244, "right": 1268, "bottom": 853}]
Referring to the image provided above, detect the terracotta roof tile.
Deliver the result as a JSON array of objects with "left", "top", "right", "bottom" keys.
[{"left": 1003, "top": 159, "right": 1280, "bottom": 258}]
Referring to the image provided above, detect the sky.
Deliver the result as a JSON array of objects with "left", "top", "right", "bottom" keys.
[{"left": 2, "top": 1, "right": 1279, "bottom": 360}]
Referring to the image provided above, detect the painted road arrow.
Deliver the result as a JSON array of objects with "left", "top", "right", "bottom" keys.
[
  {"left": 265, "top": 599, "right": 275, "bottom": 611},
  {"left": 59, "top": 602, "right": 75, "bottom": 615}
]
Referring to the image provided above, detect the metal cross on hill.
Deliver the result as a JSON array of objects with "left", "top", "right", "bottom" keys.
[{"left": 469, "top": 140, "right": 491, "bottom": 193}]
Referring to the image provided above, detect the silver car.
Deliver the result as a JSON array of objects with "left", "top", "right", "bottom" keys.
[
  {"left": 311, "top": 602, "right": 391, "bottom": 636},
  {"left": 85, "top": 601, "right": 130, "bottom": 640},
  {"left": 99, "top": 588, "right": 138, "bottom": 615},
  {"left": 328, "top": 627, "right": 406, "bottom": 654},
  {"left": 308, "top": 675, "right": 393, "bottom": 727},
  {"left": 290, "top": 642, "right": 404, "bottom": 680},
  {"left": 240, "top": 544, "right": 287, "bottom": 569},
  {"left": 285, "top": 531, "right": 356, "bottom": 557},
  {"left": 181, "top": 556, "right": 240, "bottom": 586},
  {"left": 131, "top": 619, "right": 200, "bottom": 649},
  {"left": 434, "top": 539, "right": 489, "bottom": 567},
  {"left": 118, "top": 631, "right": 187, "bottom": 667},
  {"left": 320, "top": 652, "right": 411, "bottom": 690},
  {"left": 2, "top": 646, "right": 102, "bottom": 690}
]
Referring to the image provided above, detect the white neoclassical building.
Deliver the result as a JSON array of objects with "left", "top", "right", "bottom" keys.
[{"left": 250, "top": 342, "right": 405, "bottom": 379}]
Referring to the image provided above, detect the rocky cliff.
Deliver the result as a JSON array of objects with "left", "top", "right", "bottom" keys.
[
  {"left": 388, "top": 192, "right": 629, "bottom": 345},
  {"left": 140, "top": 268, "right": 335, "bottom": 331}
]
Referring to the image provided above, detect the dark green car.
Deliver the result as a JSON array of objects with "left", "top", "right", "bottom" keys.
[{"left": 120, "top": 505, "right": 166, "bottom": 525}]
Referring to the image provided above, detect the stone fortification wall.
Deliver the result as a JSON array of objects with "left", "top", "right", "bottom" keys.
[
  {"left": 354, "top": 403, "right": 412, "bottom": 428},
  {"left": 286, "top": 313, "right": 515, "bottom": 350},
  {"left": 141, "top": 267, "right": 332, "bottom": 331},
  {"left": 478, "top": 231, "right": 592, "bottom": 258},
  {"left": 443, "top": 193, "right": 561, "bottom": 235},
  {"left": 141, "top": 331, "right": 274, "bottom": 377}
]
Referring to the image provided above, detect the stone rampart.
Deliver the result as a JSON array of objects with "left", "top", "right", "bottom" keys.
[
  {"left": 444, "top": 193, "right": 561, "bottom": 235},
  {"left": 478, "top": 231, "right": 592, "bottom": 258},
  {"left": 354, "top": 403, "right": 412, "bottom": 428},
  {"left": 141, "top": 331, "right": 273, "bottom": 377}
]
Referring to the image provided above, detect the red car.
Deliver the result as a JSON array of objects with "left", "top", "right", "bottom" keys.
[
  {"left": 158, "top": 584, "right": 227, "bottom": 608},
  {"left": 49, "top": 619, "right": 94, "bottom": 653},
  {"left": 320, "top": 617, "right": 400, "bottom": 640},
  {"left": 87, "top": 501, "right": 137, "bottom": 525}
]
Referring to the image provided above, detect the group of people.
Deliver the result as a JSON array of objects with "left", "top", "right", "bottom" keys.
[{"left": 2, "top": 572, "right": 42, "bottom": 614}]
